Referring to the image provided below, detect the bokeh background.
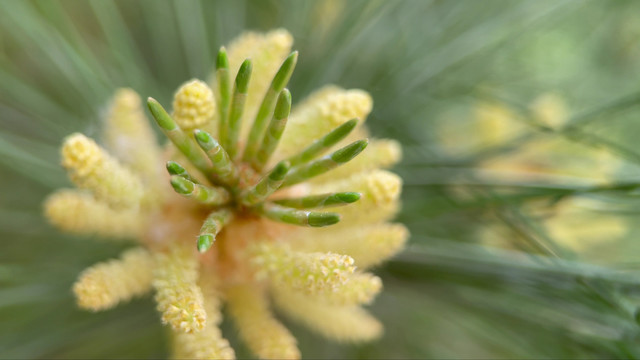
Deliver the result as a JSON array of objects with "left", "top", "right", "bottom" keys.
[{"left": 3, "top": 0, "right": 640, "bottom": 358}]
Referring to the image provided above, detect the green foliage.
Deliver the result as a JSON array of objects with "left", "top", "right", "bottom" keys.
[{"left": 3, "top": 0, "right": 640, "bottom": 358}]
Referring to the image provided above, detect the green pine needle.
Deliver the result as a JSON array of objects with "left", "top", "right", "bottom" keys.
[
  {"left": 193, "top": 129, "right": 239, "bottom": 186},
  {"left": 147, "top": 97, "right": 213, "bottom": 178},
  {"left": 274, "top": 192, "right": 361, "bottom": 209},
  {"left": 166, "top": 161, "right": 199, "bottom": 184},
  {"left": 244, "top": 51, "right": 298, "bottom": 164},
  {"left": 258, "top": 202, "right": 341, "bottom": 227},
  {"left": 285, "top": 118, "right": 359, "bottom": 167},
  {"left": 225, "top": 58, "right": 252, "bottom": 159},
  {"left": 215, "top": 47, "right": 231, "bottom": 150},
  {"left": 241, "top": 161, "right": 290, "bottom": 206},
  {"left": 253, "top": 88, "right": 292, "bottom": 170},
  {"left": 198, "top": 208, "right": 233, "bottom": 253},
  {"left": 169, "top": 175, "right": 230, "bottom": 205},
  {"left": 282, "top": 139, "right": 368, "bottom": 187}
]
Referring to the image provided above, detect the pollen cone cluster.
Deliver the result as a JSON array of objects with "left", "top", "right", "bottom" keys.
[{"left": 44, "top": 29, "right": 407, "bottom": 359}]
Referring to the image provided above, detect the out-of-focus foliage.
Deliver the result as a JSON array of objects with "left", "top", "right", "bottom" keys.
[{"left": 3, "top": 0, "right": 640, "bottom": 358}]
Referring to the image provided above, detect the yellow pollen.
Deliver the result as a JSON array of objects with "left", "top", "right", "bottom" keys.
[
  {"left": 44, "top": 189, "right": 142, "bottom": 239},
  {"left": 73, "top": 248, "right": 153, "bottom": 311},
  {"left": 61, "top": 133, "right": 143, "bottom": 209},
  {"left": 251, "top": 242, "right": 356, "bottom": 295},
  {"left": 172, "top": 79, "right": 216, "bottom": 130},
  {"left": 153, "top": 244, "right": 207, "bottom": 334}
]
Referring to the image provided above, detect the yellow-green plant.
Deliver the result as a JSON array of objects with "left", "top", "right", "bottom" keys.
[{"left": 44, "top": 29, "right": 407, "bottom": 359}]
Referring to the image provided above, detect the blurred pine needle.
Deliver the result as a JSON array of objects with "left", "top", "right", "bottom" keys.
[{"left": 3, "top": 0, "right": 640, "bottom": 358}]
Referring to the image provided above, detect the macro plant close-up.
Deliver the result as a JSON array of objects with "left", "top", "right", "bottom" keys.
[
  {"left": 4, "top": 1, "right": 640, "bottom": 359},
  {"left": 44, "top": 29, "right": 404, "bottom": 359}
]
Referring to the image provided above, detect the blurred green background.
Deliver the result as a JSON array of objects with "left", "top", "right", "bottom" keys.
[{"left": 3, "top": 0, "right": 640, "bottom": 358}]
